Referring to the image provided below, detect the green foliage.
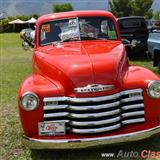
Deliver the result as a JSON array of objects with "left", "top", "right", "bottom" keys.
[
  {"left": 109, "top": 0, "right": 153, "bottom": 19},
  {"left": 154, "top": 11, "right": 160, "bottom": 20},
  {"left": 53, "top": 3, "right": 73, "bottom": 13},
  {"left": 109, "top": 0, "right": 132, "bottom": 17},
  {"left": 131, "top": 0, "right": 153, "bottom": 19}
]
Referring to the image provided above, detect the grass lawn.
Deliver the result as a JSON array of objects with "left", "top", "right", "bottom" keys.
[{"left": 0, "top": 33, "right": 160, "bottom": 160}]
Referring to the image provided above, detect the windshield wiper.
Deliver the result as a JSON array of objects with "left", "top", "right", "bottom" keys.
[
  {"left": 80, "top": 34, "right": 101, "bottom": 40},
  {"left": 52, "top": 38, "right": 79, "bottom": 45},
  {"left": 52, "top": 41, "right": 63, "bottom": 46},
  {"left": 62, "top": 38, "right": 79, "bottom": 42}
]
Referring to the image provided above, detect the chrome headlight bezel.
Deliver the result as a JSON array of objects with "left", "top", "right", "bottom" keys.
[
  {"left": 147, "top": 81, "right": 160, "bottom": 99},
  {"left": 20, "top": 92, "right": 39, "bottom": 111}
]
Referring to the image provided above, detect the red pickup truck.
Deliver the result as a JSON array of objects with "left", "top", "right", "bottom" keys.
[{"left": 18, "top": 11, "right": 160, "bottom": 149}]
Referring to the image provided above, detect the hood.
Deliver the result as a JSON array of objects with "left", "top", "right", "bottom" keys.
[{"left": 35, "top": 40, "right": 127, "bottom": 94}]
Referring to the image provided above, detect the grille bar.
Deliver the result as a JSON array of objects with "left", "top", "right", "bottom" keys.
[
  {"left": 43, "top": 93, "right": 120, "bottom": 103},
  {"left": 70, "top": 118, "right": 145, "bottom": 134},
  {"left": 44, "top": 105, "right": 68, "bottom": 110},
  {"left": 122, "top": 111, "right": 145, "bottom": 118},
  {"left": 70, "top": 109, "right": 120, "bottom": 118},
  {"left": 122, "top": 118, "right": 145, "bottom": 125},
  {"left": 44, "top": 112, "right": 68, "bottom": 118},
  {"left": 71, "top": 124, "right": 121, "bottom": 134},
  {"left": 68, "top": 101, "right": 120, "bottom": 111},
  {"left": 121, "top": 96, "right": 143, "bottom": 103},
  {"left": 44, "top": 101, "right": 120, "bottom": 111},
  {"left": 44, "top": 109, "right": 120, "bottom": 119},
  {"left": 122, "top": 104, "right": 144, "bottom": 110},
  {"left": 70, "top": 116, "right": 121, "bottom": 126}
]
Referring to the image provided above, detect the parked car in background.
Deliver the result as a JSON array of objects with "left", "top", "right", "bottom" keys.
[
  {"left": 18, "top": 11, "right": 160, "bottom": 149},
  {"left": 20, "top": 28, "right": 35, "bottom": 48},
  {"left": 117, "top": 16, "right": 149, "bottom": 58},
  {"left": 148, "top": 29, "right": 160, "bottom": 69}
]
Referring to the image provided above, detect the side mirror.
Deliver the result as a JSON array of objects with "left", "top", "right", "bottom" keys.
[
  {"left": 22, "top": 41, "right": 30, "bottom": 50},
  {"left": 122, "top": 38, "right": 131, "bottom": 46}
]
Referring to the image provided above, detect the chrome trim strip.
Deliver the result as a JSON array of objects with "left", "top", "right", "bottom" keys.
[
  {"left": 70, "top": 109, "right": 120, "bottom": 118},
  {"left": 44, "top": 97, "right": 68, "bottom": 102},
  {"left": 70, "top": 116, "right": 121, "bottom": 126},
  {"left": 44, "top": 112, "right": 69, "bottom": 118},
  {"left": 121, "top": 96, "right": 143, "bottom": 103},
  {"left": 120, "top": 89, "right": 143, "bottom": 95},
  {"left": 67, "top": 93, "right": 121, "bottom": 103},
  {"left": 43, "top": 93, "right": 120, "bottom": 103},
  {"left": 122, "top": 104, "right": 144, "bottom": 110},
  {"left": 122, "top": 111, "right": 145, "bottom": 118},
  {"left": 44, "top": 109, "right": 120, "bottom": 119},
  {"left": 22, "top": 125, "right": 160, "bottom": 149},
  {"left": 69, "top": 101, "right": 120, "bottom": 111},
  {"left": 44, "top": 120, "right": 70, "bottom": 123},
  {"left": 44, "top": 105, "right": 68, "bottom": 110},
  {"left": 43, "top": 89, "right": 143, "bottom": 103},
  {"left": 122, "top": 118, "right": 145, "bottom": 125},
  {"left": 43, "top": 101, "right": 121, "bottom": 111},
  {"left": 71, "top": 124, "right": 121, "bottom": 134}
]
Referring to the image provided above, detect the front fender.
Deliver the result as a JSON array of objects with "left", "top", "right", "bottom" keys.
[
  {"left": 124, "top": 66, "right": 159, "bottom": 89},
  {"left": 18, "top": 74, "right": 60, "bottom": 137},
  {"left": 123, "top": 66, "right": 160, "bottom": 126}
]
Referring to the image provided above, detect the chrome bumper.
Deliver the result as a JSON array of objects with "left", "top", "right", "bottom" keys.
[{"left": 22, "top": 125, "right": 160, "bottom": 149}]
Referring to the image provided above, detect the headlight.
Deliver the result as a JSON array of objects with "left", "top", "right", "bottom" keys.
[
  {"left": 20, "top": 92, "right": 39, "bottom": 111},
  {"left": 147, "top": 81, "right": 160, "bottom": 99}
]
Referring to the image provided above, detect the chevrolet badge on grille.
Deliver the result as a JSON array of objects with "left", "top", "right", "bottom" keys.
[{"left": 74, "top": 84, "right": 115, "bottom": 93}]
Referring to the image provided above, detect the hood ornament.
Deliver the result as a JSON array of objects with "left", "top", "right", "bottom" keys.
[{"left": 74, "top": 84, "right": 115, "bottom": 93}]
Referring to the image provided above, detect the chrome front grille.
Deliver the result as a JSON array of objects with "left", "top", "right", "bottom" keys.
[{"left": 43, "top": 89, "right": 145, "bottom": 134}]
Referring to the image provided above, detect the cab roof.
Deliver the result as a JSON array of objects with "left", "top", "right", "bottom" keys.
[{"left": 37, "top": 10, "right": 115, "bottom": 25}]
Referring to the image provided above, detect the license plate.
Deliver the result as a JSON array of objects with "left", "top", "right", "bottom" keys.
[{"left": 38, "top": 121, "right": 65, "bottom": 136}]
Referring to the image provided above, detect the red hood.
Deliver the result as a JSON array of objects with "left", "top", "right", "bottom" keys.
[{"left": 35, "top": 40, "right": 127, "bottom": 95}]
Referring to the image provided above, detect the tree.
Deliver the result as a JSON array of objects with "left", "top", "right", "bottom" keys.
[
  {"left": 154, "top": 11, "right": 160, "bottom": 20},
  {"left": 109, "top": 0, "right": 132, "bottom": 17},
  {"left": 109, "top": 0, "right": 153, "bottom": 19},
  {"left": 53, "top": 3, "right": 73, "bottom": 13},
  {"left": 131, "top": 0, "right": 153, "bottom": 19}
]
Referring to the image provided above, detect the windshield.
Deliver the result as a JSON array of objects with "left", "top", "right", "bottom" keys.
[{"left": 40, "top": 17, "right": 118, "bottom": 46}]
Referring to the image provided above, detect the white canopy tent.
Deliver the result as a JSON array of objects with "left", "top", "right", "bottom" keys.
[
  {"left": 9, "top": 19, "right": 26, "bottom": 31},
  {"left": 9, "top": 18, "right": 37, "bottom": 32},
  {"left": 9, "top": 19, "right": 26, "bottom": 24},
  {"left": 26, "top": 17, "right": 37, "bottom": 24}
]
